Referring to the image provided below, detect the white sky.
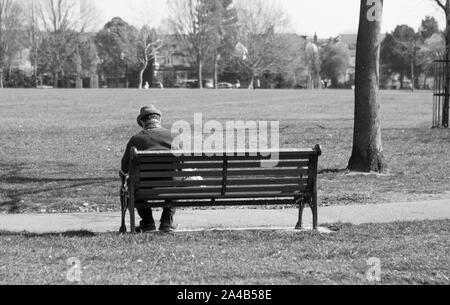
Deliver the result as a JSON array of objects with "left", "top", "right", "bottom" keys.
[{"left": 93, "top": 0, "right": 446, "bottom": 37}]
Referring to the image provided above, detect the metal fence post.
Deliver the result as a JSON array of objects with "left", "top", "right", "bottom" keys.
[{"left": 433, "top": 53, "right": 450, "bottom": 128}]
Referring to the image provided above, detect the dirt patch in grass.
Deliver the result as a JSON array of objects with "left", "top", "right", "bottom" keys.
[
  {"left": 0, "top": 220, "right": 448, "bottom": 285},
  {"left": 0, "top": 89, "right": 449, "bottom": 213}
]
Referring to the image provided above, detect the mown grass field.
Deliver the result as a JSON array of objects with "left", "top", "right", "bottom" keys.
[
  {"left": 0, "top": 220, "right": 448, "bottom": 285},
  {"left": 0, "top": 89, "right": 449, "bottom": 213}
]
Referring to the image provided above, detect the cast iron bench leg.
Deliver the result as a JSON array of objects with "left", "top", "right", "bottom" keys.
[
  {"left": 311, "top": 194, "right": 318, "bottom": 230},
  {"left": 295, "top": 198, "right": 305, "bottom": 230},
  {"left": 129, "top": 193, "right": 136, "bottom": 234}
]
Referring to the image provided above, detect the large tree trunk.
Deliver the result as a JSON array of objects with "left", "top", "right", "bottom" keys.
[
  {"left": 411, "top": 52, "right": 415, "bottom": 92},
  {"left": 0, "top": 16, "right": 2, "bottom": 89},
  {"left": 348, "top": 0, "right": 387, "bottom": 172},
  {"left": 443, "top": 0, "right": 450, "bottom": 127}
]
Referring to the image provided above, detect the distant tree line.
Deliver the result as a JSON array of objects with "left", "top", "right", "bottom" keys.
[
  {"left": 0, "top": 0, "right": 337, "bottom": 89},
  {"left": 0, "top": 0, "right": 99, "bottom": 88},
  {"left": 380, "top": 16, "right": 444, "bottom": 90},
  {"left": 0, "top": 0, "right": 444, "bottom": 89}
]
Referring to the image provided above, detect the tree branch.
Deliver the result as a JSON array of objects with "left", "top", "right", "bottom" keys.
[{"left": 435, "top": 0, "right": 447, "bottom": 13}]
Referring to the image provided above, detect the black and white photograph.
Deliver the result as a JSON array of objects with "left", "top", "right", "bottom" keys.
[{"left": 0, "top": 0, "right": 449, "bottom": 288}]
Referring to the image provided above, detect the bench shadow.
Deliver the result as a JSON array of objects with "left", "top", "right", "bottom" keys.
[
  {"left": 0, "top": 230, "right": 97, "bottom": 238},
  {"left": 0, "top": 161, "right": 117, "bottom": 212},
  {"left": 318, "top": 168, "right": 348, "bottom": 174},
  {"left": 2, "top": 176, "right": 116, "bottom": 184},
  {"left": 0, "top": 177, "right": 116, "bottom": 213}
]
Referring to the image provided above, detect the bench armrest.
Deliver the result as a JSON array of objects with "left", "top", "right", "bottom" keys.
[{"left": 119, "top": 170, "right": 129, "bottom": 186}]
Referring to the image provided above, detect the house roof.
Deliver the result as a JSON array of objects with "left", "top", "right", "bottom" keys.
[{"left": 334, "top": 33, "right": 386, "bottom": 50}]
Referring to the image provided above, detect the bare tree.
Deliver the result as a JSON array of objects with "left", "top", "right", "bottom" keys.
[
  {"left": 304, "top": 39, "right": 321, "bottom": 89},
  {"left": 0, "top": 0, "right": 22, "bottom": 88},
  {"left": 389, "top": 25, "right": 420, "bottom": 91},
  {"left": 23, "top": 0, "right": 42, "bottom": 87},
  {"left": 76, "top": 37, "right": 100, "bottom": 88},
  {"left": 37, "top": 0, "right": 98, "bottom": 88},
  {"left": 434, "top": 0, "right": 449, "bottom": 127},
  {"left": 168, "top": 0, "right": 215, "bottom": 89},
  {"left": 234, "top": 0, "right": 290, "bottom": 89},
  {"left": 417, "top": 33, "right": 445, "bottom": 82},
  {"left": 137, "top": 26, "right": 162, "bottom": 89},
  {"left": 207, "top": 0, "right": 237, "bottom": 88},
  {"left": 348, "top": 0, "right": 387, "bottom": 172}
]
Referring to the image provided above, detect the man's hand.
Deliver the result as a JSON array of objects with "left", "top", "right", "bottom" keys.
[{"left": 119, "top": 170, "right": 128, "bottom": 179}]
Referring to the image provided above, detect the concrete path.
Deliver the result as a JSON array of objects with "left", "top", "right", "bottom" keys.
[{"left": 0, "top": 199, "right": 448, "bottom": 234}]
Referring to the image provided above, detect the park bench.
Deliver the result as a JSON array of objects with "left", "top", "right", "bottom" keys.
[{"left": 120, "top": 145, "right": 322, "bottom": 233}]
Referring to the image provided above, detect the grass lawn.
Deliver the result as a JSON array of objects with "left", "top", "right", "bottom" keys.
[
  {"left": 0, "top": 220, "right": 448, "bottom": 285},
  {"left": 0, "top": 89, "right": 449, "bottom": 213}
]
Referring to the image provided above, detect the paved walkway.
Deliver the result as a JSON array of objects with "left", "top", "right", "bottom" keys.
[{"left": 0, "top": 199, "right": 448, "bottom": 234}]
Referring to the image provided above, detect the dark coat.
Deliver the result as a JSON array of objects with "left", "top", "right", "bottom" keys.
[{"left": 121, "top": 127, "right": 179, "bottom": 174}]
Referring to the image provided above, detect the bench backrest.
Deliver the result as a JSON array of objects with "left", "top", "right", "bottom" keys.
[{"left": 128, "top": 145, "right": 322, "bottom": 206}]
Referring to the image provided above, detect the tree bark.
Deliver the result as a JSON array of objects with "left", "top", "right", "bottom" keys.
[
  {"left": 248, "top": 75, "right": 254, "bottom": 89},
  {"left": 92, "top": 74, "right": 99, "bottom": 88},
  {"left": 443, "top": 0, "right": 450, "bottom": 127},
  {"left": 76, "top": 76, "right": 82, "bottom": 89},
  {"left": 0, "top": 7, "right": 3, "bottom": 89},
  {"left": 348, "top": 0, "right": 387, "bottom": 172},
  {"left": 213, "top": 52, "right": 218, "bottom": 89},
  {"left": 53, "top": 72, "right": 59, "bottom": 88},
  {"left": 198, "top": 56, "right": 203, "bottom": 89},
  {"left": 139, "top": 61, "right": 148, "bottom": 89},
  {"left": 400, "top": 72, "right": 404, "bottom": 89},
  {"left": 150, "top": 58, "right": 155, "bottom": 86},
  {"left": 411, "top": 49, "right": 415, "bottom": 92},
  {"left": 139, "top": 45, "right": 150, "bottom": 90}
]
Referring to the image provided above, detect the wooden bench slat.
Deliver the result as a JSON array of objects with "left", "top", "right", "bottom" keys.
[
  {"left": 139, "top": 180, "right": 222, "bottom": 187},
  {"left": 138, "top": 178, "right": 308, "bottom": 188},
  {"left": 227, "top": 178, "right": 309, "bottom": 185},
  {"left": 138, "top": 161, "right": 310, "bottom": 171},
  {"left": 136, "top": 149, "right": 316, "bottom": 157},
  {"left": 136, "top": 148, "right": 317, "bottom": 156},
  {"left": 139, "top": 169, "right": 308, "bottom": 179},
  {"left": 227, "top": 169, "right": 308, "bottom": 177},
  {"left": 135, "top": 199, "right": 298, "bottom": 208},
  {"left": 140, "top": 171, "right": 223, "bottom": 178},
  {"left": 137, "top": 185, "right": 306, "bottom": 195},
  {"left": 136, "top": 191, "right": 306, "bottom": 200},
  {"left": 137, "top": 153, "right": 314, "bottom": 163}
]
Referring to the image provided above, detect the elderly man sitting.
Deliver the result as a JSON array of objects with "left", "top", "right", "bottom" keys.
[{"left": 121, "top": 105, "right": 179, "bottom": 233}]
